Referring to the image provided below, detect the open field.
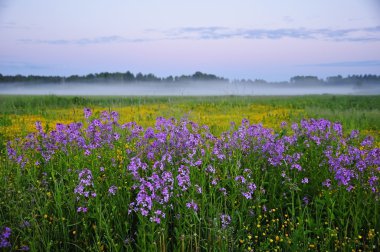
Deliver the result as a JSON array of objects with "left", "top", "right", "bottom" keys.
[
  {"left": 1, "top": 95, "right": 380, "bottom": 140},
  {"left": 0, "top": 95, "right": 379, "bottom": 251}
]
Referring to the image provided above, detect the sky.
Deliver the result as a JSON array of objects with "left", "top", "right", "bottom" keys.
[{"left": 0, "top": 0, "right": 379, "bottom": 81}]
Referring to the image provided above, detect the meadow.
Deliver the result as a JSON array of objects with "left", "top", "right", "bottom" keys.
[{"left": 0, "top": 95, "right": 379, "bottom": 251}]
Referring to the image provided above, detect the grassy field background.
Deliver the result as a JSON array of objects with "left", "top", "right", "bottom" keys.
[{"left": 1, "top": 95, "right": 379, "bottom": 139}]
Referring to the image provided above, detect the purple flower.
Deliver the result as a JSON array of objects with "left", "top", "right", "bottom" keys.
[
  {"left": 20, "top": 245, "right": 30, "bottom": 251},
  {"left": 211, "top": 178, "right": 218, "bottom": 186},
  {"left": 149, "top": 209, "right": 166, "bottom": 224},
  {"left": 322, "top": 179, "right": 331, "bottom": 188},
  {"left": 77, "top": 206, "right": 88, "bottom": 213},
  {"left": 346, "top": 185, "right": 354, "bottom": 192},
  {"left": 113, "top": 133, "right": 120, "bottom": 140},
  {"left": 368, "top": 176, "right": 378, "bottom": 192},
  {"left": 361, "top": 136, "right": 374, "bottom": 147},
  {"left": 84, "top": 108, "right": 92, "bottom": 119},
  {"left": 0, "top": 226, "right": 11, "bottom": 248},
  {"left": 247, "top": 182, "right": 257, "bottom": 192},
  {"left": 235, "top": 176, "right": 246, "bottom": 184},
  {"left": 291, "top": 123, "right": 298, "bottom": 131},
  {"left": 220, "top": 214, "right": 232, "bottom": 229},
  {"left": 144, "top": 127, "right": 155, "bottom": 139},
  {"left": 333, "top": 123, "right": 343, "bottom": 136},
  {"left": 111, "top": 111, "right": 119, "bottom": 122},
  {"left": 219, "top": 188, "right": 227, "bottom": 196},
  {"left": 74, "top": 168, "right": 96, "bottom": 212},
  {"left": 242, "top": 192, "right": 252, "bottom": 199},
  {"left": 108, "top": 185, "right": 118, "bottom": 196},
  {"left": 177, "top": 165, "right": 190, "bottom": 191},
  {"left": 262, "top": 205, "right": 267, "bottom": 212},
  {"left": 303, "top": 196, "right": 310, "bottom": 205},
  {"left": 195, "top": 184, "right": 202, "bottom": 194},
  {"left": 350, "top": 130, "right": 359, "bottom": 139},
  {"left": 291, "top": 164, "right": 302, "bottom": 171},
  {"left": 205, "top": 165, "right": 215, "bottom": 174},
  {"left": 301, "top": 177, "right": 309, "bottom": 184},
  {"left": 35, "top": 121, "right": 43, "bottom": 132},
  {"left": 20, "top": 221, "right": 30, "bottom": 229},
  {"left": 186, "top": 200, "right": 198, "bottom": 212}
]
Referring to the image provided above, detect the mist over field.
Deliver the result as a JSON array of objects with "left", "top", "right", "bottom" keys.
[{"left": 1, "top": 81, "right": 380, "bottom": 96}]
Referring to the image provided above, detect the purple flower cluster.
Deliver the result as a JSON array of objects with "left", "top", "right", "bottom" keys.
[
  {"left": 0, "top": 227, "right": 11, "bottom": 248},
  {"left": 108, "top": 185, "right": 118, "bottom": 196},
  {"left": 7, "top": 109, "right": 380, "bottom": 225},
  {"left": 324, "top": 138, "right": 379, "bottom": 192},
  {"left": 149, "top": 210, "right": 166, "bottom": 224},
  {"left": 7, "top": 109, "right": 121, "bottom": 168},
  {"left": 74, "top": 168, "right": 96, "bottom": 213},
  {"left": 128, "top": 169, "right": 174, "bottom": 219},
  {"left": 186, "top": 200, "right": 199, "bottom": 212},
  {"left": 220, "top": 214, "right": 232, "bottom": 229}
]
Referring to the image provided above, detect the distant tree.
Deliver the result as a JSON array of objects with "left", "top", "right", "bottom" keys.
[
  {"left": 290, "top": 76, "right": 322, "bottom": 84},
  {"left": 191, "top": 71, "right": 226, "bottom": 82},
  {"left": 123, "top": 71, "right": 135, "bottom": 82},
  {"left": 145, "top": 73, "right": 160, "bottom": 82},
  {"left": 326, "top": 75, "right": 343, "bottom": 84},
  {"left": 254, "top": 79, "right": 267, "bottom": 84},
  {"left": 136, "top": 72, "right": 144, "bottom": 82},
  {"left": 165, "top": 75, "right": 174, "bottom": 82},
  {"left": 85, "top": 74, "right": 95, "bottom": 82}
]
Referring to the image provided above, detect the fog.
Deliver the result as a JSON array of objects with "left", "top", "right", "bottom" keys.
[{"left": 1, "top": 82, "right": 380, "bottom": 96}]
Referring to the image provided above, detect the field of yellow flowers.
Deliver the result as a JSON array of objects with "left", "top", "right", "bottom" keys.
[
  {"left": 1, "top": 95, "right": 379, "bottom": 141},
  {"left": 0, "top": 103, "right": 301, "bottom": 140}
]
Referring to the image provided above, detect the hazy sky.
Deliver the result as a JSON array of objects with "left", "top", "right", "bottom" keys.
[{"left": 0, "top": 0, "right": 379, "bottom": 81}]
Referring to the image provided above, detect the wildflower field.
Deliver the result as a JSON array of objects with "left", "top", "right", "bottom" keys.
[{"left": 0, "top": 95, "right": 379, "bottom": 251}]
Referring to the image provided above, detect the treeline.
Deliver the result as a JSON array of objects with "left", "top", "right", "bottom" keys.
[
  {"left": 236, "top": 75, "right": 380, "bottom": 85},
  {"left": 0, "top": 71, "right": 380, "bottom": 84},
  {"left": 289, "top": 75, "right": 380, "bottom": 85},
  {"left": 0, "top": 71, "right": 228, "bottom": 83}
]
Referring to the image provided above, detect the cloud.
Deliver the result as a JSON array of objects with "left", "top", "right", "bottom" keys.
[
  {"left": 19, "top": 35, "right": 129, "bottom": 45},
  {"left": 166, "top": 26, "right": 380, "bottom": 42},
  {"left": 19, "top": 26, "right": 380, "bottom": 46},
  {"left": 303, "top": 60, "right": 380, "bottom": 67},
  {"left": 19, "top": 35, "right": 159, "bottom": 45}
]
